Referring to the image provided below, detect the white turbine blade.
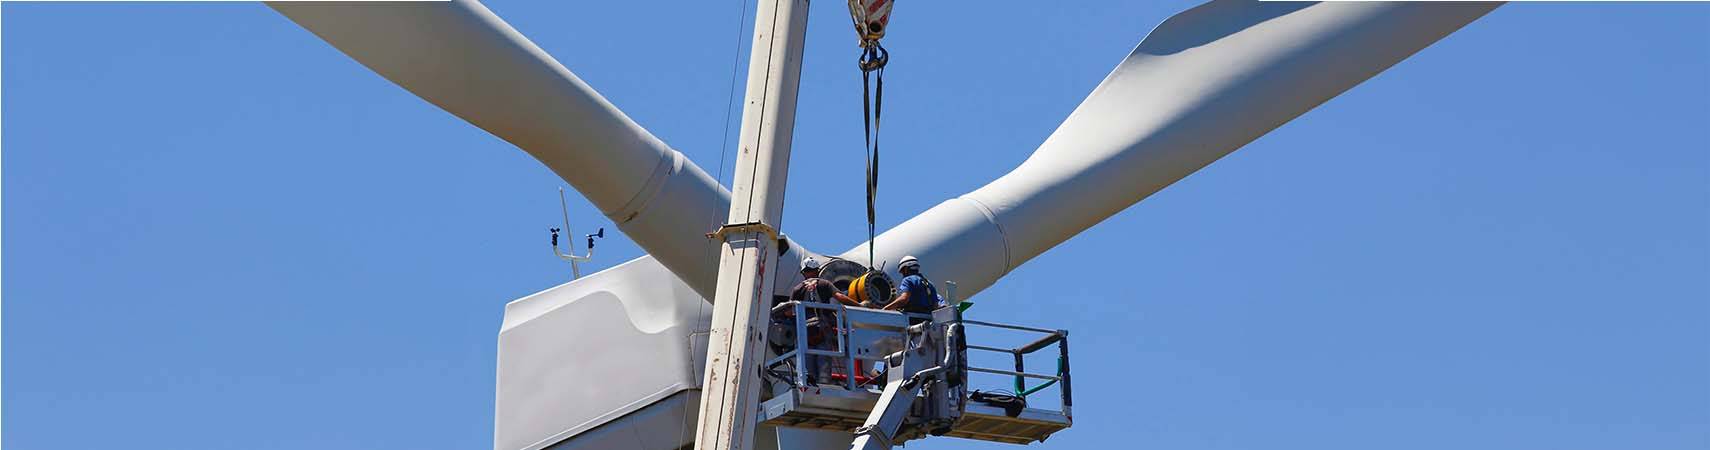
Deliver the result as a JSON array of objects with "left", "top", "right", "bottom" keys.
[
  {"left": 845, "top": 1, "right": 1501, "bottom": 297},
  {"left": 269, "top": 0, "right": 729, "bottom": 298}
]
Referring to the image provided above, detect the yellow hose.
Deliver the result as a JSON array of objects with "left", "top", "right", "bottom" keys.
[{"left": 849, "top": 273, "right": 871, "bottom": 304}]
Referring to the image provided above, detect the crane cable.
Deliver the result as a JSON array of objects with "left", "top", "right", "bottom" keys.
[
  {"left": 850, "top": 0, "right": 893, "bottom": 270},
  {"left": 859, "top": 44, "right": 886, "bottom": 269}
]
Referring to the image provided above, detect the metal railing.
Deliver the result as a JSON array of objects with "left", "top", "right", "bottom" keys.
[
  {"left": 766, "top": 300, "right": 921, "bottom": 390},
  {"left": 764, "top": 300, "right": 1072, "bottom": 419},
  {"left": 961, "top": 320, "right": 1073, "bottom": 417},
  {"left": 767, "top": 300, "right": 854, "bottom": 389}
]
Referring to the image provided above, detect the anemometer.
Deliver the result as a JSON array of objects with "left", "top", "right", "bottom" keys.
[{"left": 549, "top": 187, "right": 604, "bottom": 279}]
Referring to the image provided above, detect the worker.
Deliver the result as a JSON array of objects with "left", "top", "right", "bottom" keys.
[
  {"left": 883, "top": 255, "right": 942, "bottom": 317},
  {"left": 788, "top": 257, "right": 860, "bottom": 385},
  {"left": 793, "top": 257, "right": 861, "bottom": 307}
]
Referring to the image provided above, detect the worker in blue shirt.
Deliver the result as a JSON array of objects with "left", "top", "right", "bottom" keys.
[{"left": 882, "top": 255, "right": 941, "bottom": 315}]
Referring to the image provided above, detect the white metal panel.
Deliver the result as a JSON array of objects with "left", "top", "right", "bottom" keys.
[
  {"left": 496, "top": 256, "right": 710, "bottom": 450},
  {"left": 538, "top": 392, "right": 697, "bottom": 450}
]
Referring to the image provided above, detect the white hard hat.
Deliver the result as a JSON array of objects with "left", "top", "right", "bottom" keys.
[
  {"left": 898, "top": 255, "right": 920, "bottom": 271},
  {"left": 801, "top": 257, "right": 821, "bottom": 271}
]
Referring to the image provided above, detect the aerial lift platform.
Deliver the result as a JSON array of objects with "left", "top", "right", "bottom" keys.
[{"left": 756, "top": 298, "right": 1073, "bottom": 449}]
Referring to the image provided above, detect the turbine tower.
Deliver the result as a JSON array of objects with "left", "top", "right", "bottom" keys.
[{"left": 268, "top": 1, "right": 1502, "bottom": 449}]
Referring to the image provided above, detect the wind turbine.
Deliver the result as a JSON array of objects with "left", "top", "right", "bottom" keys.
[{"left": 266, "top": 1, "right": 1502, "bottom": 449}]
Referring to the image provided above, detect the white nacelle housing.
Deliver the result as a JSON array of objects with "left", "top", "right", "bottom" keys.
[{"left": 496, "top": 256, "right": 709, "bottom": 450}]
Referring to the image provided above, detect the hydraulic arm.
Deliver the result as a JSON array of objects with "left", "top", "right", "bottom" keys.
[{"left": 850, "top": 308, "right": 967, "bottom": 450}]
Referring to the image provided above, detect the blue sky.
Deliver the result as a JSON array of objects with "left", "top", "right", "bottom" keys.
[{"left": 4, "top": 1, "right": 1706, "bottom": 449}]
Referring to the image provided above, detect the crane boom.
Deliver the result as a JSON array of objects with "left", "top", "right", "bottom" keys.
[{"left": 694, "top": 1, "right": 812, "bottom": 449}]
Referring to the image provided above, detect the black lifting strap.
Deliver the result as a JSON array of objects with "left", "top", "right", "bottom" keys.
[{"left": 860, "top": 43, "right": 888, "bottom": 268}]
